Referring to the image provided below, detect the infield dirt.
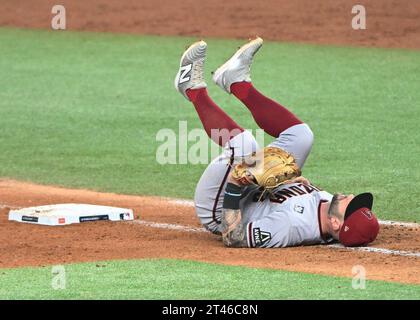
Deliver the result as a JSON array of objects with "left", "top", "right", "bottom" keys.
[
  {"left": 2, "top": 0, "right": 420, "bottom": 49},
  {"left": 0, "top": 180, "right": 419, "bottom": 285}
]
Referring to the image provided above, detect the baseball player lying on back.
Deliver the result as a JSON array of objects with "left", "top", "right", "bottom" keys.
[{"left": 174, "top": 37, "right": 380, "bottom": 248}]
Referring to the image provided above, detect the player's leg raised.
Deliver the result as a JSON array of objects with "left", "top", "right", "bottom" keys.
[{"left": 213, "top": 37, "right": 314, "bottom": 168}]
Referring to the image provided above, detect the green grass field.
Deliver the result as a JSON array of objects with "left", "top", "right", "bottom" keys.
[
  {"left": 0, "top": 28, "right": 419, "bottom": 299},
  {"left": 1, "top": 28, "right": 419, "bottom": 221},
  {"left": 0, "top": 259, "right": 419, "bottom": 300}
]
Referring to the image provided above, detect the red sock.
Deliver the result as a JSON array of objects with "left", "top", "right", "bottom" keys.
[
  {"left": 186, "top": 88, "right": 243, "bottom": 146},
  {"left": 230, "top": 82, "right": 302, "bottom": 137}
]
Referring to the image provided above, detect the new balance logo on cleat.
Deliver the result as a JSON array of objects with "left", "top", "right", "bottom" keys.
[{"left": 178, "top": 64, "right": 192, "bottom": 84}]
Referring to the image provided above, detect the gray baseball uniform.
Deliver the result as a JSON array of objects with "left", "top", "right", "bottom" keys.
[
  {"left": 194, "top": 123, "right": 333, "bottom": 247},
  {"left": 240, "top": 183, "right": 333, "bottom": 247}
]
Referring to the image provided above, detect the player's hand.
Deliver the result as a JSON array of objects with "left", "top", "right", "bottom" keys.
[
  {"left": 285, "top": 176, "right": 311, "bottom": 185},
  {"left": 228, "top": 172, "right": 252, "bottom": 186}
]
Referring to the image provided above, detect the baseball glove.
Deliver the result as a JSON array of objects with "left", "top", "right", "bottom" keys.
[{"left": 231, "top": 147, "right": 301, "bottom": 190}]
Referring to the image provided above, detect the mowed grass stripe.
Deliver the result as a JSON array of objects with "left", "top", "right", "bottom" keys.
[
  {"left": 0, "top": 28, "right": 419, "bottom": 222},
  {"left": 0, "top": 259, "right": 419, "bottom": 299}
]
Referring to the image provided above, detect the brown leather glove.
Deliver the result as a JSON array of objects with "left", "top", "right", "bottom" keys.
[{"left": 231, "top": 147, "right": 301, "bottom": 190}]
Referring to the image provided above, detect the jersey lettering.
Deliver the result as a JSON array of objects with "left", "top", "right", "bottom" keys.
[
  {"left": 278, "top": 188, "right": 298, "bottom": 198},
  {"left": 290, "top": 186, "right": 306, "bottom": 195},
  {"left": 301, "top": 184, "right": 319, "bottom": 194},
  {"left": 270, "top": 184, "right": 321, "bottom": 204}
]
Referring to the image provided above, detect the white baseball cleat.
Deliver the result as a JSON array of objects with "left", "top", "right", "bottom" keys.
[
  {"left": 174, "top": 40, "right": 207, "bottom": 100},
  {"left": 212, "top": 37, "right": 263, "bottom": 94}
]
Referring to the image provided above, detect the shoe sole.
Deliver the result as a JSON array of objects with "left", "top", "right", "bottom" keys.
[
  {"left": 212, "top": 37, "right": 263, "bottom": 90},
  {"left": 178, "top": 40, "right": 207, "bottom": 67}
]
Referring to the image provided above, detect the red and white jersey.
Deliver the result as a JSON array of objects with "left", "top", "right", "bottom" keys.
[{"left": 240, "top": 183, "right": 334, "bottom": 248}]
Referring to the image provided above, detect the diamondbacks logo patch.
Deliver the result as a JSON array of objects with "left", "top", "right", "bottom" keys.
[{"left": 253, "top": 228, "right": 272, "bottom": 246}]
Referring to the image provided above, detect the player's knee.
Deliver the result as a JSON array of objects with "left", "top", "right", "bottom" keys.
[
  {"left": 299, "top": 124, "right": 314, "bottom": 151},
  {"left": 224, "top": 130, "right": 258, "bottom": 159}
]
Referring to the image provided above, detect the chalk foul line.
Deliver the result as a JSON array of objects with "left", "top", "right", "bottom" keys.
[
  {"left": 0, "top": 204, "right": 20, "bottom": 210},
  {"left": 167, "top": 199, "right": 419, "bottom": 228},
  {"left": 132, "top": 220, "right": 207, "bottom": 233},
  {"left": 131, "top": 219, "right": 420, "bottom": 258},
  {"left": 2, "top": 200, "right": 419, "bottom": 229},
  {"left": 327, "top": 244, "right": 420, "bottom": 258},
  {"left": 2, "top": 202, "right": 419, "bottom": 258}
]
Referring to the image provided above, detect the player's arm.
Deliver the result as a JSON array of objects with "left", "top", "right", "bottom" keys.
[{"left": 221, "top": 176, "right": 247, "bottom": 248}]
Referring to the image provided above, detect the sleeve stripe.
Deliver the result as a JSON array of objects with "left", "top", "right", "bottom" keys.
[
  {"left": 224, "top": 191, "right": 242, "bottom": 197},
  {"left": 247, "top": 222, "right": 254, "bottom": 248}
]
